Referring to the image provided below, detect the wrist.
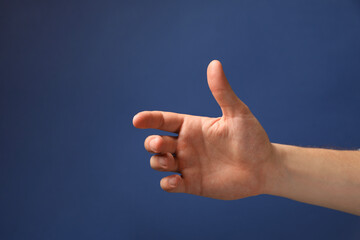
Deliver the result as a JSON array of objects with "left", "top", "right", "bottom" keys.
[{"left": 262, "top": 143, "right": 289, "bottom": 196}]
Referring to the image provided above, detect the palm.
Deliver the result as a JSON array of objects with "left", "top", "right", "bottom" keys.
[{"left": 133, "top": 60, "right": 274, "bottom": 200}]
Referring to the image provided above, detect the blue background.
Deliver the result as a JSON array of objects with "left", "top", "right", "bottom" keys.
[{"left": 1, "top": 0, "right": 360, "bottom": 239}]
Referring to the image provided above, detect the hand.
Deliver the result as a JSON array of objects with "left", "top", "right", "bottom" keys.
[{"left": 133, "top": 60, "right": 276, "bottom": 200}]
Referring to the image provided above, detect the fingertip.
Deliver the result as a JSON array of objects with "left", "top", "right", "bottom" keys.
[
  {"left": 207, "top": 60, "right": 225, "bottom": 85},
  {"left": 209, "top": 59, "right": 221, "bottom": 66},
  {"left": 132, "top": 111, "right": 149, "bottom": 128},
  {"left": 207, "top": 59, "right": 222, "bottom": 74},
  {"left": 160, "top": 175, "right": 181, "bottom": 192},
  {"left": 132, "top": 113, "right": 139, "bottom": 127}
]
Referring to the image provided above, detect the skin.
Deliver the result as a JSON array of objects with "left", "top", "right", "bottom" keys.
[{"left": 133, "top": 60, "right": 360, "bottom": 215}]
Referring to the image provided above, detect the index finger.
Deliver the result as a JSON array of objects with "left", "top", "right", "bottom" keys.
[{"left": 132, "top": 111, "right": 184, "bottom": 133}]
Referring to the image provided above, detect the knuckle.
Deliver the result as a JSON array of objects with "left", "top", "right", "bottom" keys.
[
  {"left": 177, "top": 139, "right": 188, "bottom": 152},
  {"left": 158, "top": 112, "right": 165, "bottom": 129},
  {"left": 240, "top": 102, "right": 251, "bottom": 114}
]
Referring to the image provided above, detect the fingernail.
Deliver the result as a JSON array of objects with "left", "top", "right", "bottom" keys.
[
  {"left": 158, "top": 156, "right": 167, "bottom": 167},
  {"left": 150, "top": 139, "right": 157, "bottom": 152},
  {"left": 169, "top": 177, "right": 177, "bottom": 187}
]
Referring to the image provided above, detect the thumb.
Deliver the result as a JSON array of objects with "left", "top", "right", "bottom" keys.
[{"left": 207, "top": 60, "right": 249, "bottom": 117}]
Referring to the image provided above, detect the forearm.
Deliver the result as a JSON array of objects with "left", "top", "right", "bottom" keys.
[{"left": 265, "top": 143, "right": 360, "bottom": 215}]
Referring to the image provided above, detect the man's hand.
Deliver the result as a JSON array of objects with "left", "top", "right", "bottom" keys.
[
  {"left": 133, "top": 60, "right": 360, "bottom": 215},
  {"left": 133, "top": 60, "right": 276, "bottom": 200}
]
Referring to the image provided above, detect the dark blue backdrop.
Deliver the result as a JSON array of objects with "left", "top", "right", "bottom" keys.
[{"left": 1, "top": 0, "right": 360, "bottom": 239}]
